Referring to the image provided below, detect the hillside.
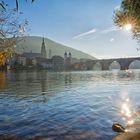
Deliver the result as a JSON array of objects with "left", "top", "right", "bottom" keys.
[{"left": 16, "top": 36, "right": 96, "bottom": 60}]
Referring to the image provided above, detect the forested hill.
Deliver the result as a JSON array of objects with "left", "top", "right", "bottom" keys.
[{"left": 16, "top": 36, "right": 96, "bottom": 60}]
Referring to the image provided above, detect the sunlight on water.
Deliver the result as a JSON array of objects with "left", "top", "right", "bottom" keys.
[
  {"left": 121, "top": 98, "right": 133, "bottom": 126},
  {"left": 120, "top": 96, "right": 140, "bottom": 132},
  {"left": 0, "top": 70, "right": 140, "bottom": 139}
]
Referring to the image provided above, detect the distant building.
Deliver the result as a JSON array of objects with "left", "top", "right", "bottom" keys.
[
  {"left": 36, "top": 57, "right": 52, "bottom": 69},
  {"left": 49, "top": 49, "right": 52, "bottom": 59},
  {"left": 14, "top": 38, "right": 47, "bottom": 67},
  {"left": 41, "top": 37, "right": 47, "bottom": 58},
  {"left": 10, "top": 38, "right": 75, "bottom": 71},
  {"left": 16, "top": 55, "right": 26, "bottom": 66},
  {"left": 22, "top": 37, "right": 47, "bottom": 59},
  {"left": 52, "top": 55, "right": 64, "bottom": 71},
  {"left": 64, "top": 51, "right": 72, "bottom": 70}
]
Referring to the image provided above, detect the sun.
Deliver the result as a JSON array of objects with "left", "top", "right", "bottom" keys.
[{"left": 124, "top": 24, "right": 132, "bottom": 31}]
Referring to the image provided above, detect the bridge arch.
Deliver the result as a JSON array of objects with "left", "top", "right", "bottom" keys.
[
  {"left": 129, "top": 60, "right": 140, "bottom": 69},
  {"left": 93, "top": 62, "right": 102, "bottom": 70},
  {"left": 109, "top": 61, "right": 121, "bottom": 70},
  {"left": 88, "top": 57, "right": 140, "bottom": 71},
  {"left": 119, "top": 59, "right": 136, "bottom": 70}
]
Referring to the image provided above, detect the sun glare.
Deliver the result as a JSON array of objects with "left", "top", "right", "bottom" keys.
[
  {"left": 120, "top": 98, "right": 136, "bottom": 128},
  {"left": 124, "top": 24, "right": 132, "bottom": 31}
]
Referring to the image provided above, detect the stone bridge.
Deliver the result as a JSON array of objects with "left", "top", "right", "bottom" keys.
[{"left": 83, "top": 57, "right": 140, "bottom": 70}]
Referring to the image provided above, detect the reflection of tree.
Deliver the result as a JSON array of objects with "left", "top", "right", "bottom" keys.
[
  {"left": 36, "top": 71, "right": 48, "bottom": 102},
  {"left": 65, "top": 73, "right": 72, "bottom": 84},
  {"left": 39, "top": 71, "right": 48, "bottom": 92},
  {"left": 0, "top": 71, "right": 6, "bottom": 89},
  {"left": 0, "top": 71, "right": 74, "bottom": 102}
]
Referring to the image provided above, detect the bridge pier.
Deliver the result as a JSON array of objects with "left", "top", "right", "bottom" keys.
[
  {"left": 119, "top": 61, "right": 130, "bottom": 70},
  {"left": 101, "top": 61, "right": 110, "bottom": 71},
  {"left": 102, "top": 66, "right": 109, "bottom": 71},
  {"left": 85, "top": 57, "right": 140, "bottom": 71},
  {"left": 120, "top": 65, "right": 129, "bottom": 70}
]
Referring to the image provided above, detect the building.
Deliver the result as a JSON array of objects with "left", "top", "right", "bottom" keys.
[
  {"left": 41, "top": 37, "right": 47, "bottom": 58},
  {"left": 36, "top": 57, "right": 52, "bottom": 70},
  {"left": 11, "top": 38, "right": 73, "bottom": 71},
  {"left": 52, "top": 55, "right": 64, "bottom": 71},
  {"left": 14, "top": 38, "right": 47, "bottom": 68},
  {"left": 64, "top": 51, "right": 72, "bottom": 70}
]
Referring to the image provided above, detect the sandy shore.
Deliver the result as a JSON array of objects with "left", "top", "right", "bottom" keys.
[{"left": 113, "top": 132, "right": 140, "bottom": 140}]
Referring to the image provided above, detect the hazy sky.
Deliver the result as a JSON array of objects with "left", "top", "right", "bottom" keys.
[{"left": 6, "top": 0, "right": 140, "bottom": 59}]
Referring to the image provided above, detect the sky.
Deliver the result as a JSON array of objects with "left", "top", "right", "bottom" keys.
[{"left": 4, "top": 0, "right": 140, "bottom": 59}]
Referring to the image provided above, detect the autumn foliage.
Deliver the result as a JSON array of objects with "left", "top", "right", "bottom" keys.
[
  {"left": 0, "top": 3, "right": 28, "bottom": 66},
  {"left": 0, "top": 38, "right": 16, "bottom": 66}
]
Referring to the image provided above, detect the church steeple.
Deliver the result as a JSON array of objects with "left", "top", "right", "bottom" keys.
[
  {"left": 64, "top": 51, "right": 67, "bottom": 58},
  {"left": 41, "top": 37, "right": 47, "bottom": 58}
]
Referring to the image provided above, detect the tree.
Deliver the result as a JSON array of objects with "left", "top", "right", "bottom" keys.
[
  {"left": 114, "top": 0, "right": 140, "bottom": 42},
  {"left": 0, "top": 0, "right": 35, "bottom": 10},
  {"left": 0, "top": 4, "right": 28, "bottom": 66}
]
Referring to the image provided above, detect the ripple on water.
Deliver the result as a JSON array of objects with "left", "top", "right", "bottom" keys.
[{"left": 1, "top": 71, "right": 140, "bottom": 139}]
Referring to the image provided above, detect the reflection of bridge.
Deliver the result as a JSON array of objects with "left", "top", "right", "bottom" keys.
[{"left": 84, "top": 57, "right": 140, "bottom": 70}]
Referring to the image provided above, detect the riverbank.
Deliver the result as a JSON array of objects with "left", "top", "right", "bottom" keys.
[{"left": 113, "top": 132, "right": 140, "bottom": 140}]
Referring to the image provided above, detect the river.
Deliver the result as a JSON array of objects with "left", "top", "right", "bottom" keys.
[{"left": 0, "top": 70, "right": 140, "bottom": 140}]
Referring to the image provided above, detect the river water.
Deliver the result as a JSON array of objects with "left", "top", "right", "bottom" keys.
[{"left": 0, "top": 70, "right": 140, "bottom": 140}]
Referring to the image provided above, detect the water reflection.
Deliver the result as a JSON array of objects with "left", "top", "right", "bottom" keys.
[
  {"left": 121, "top": 98, "right": 134, "bottom": 129},
  {"left": 119, "top": 96, "right": 140, "bottom": 132},
  {"left": 0, "top": 70, "right": 140, "bottom": 139},
  {"left": 0, "top": 72, "right": 6, "bottom": 90},
  {"left": 37, "top": 71, "right": 48, "bottom": 92},
  {"left": 65, "top": 73, "right": 72, "bottom": 84}
]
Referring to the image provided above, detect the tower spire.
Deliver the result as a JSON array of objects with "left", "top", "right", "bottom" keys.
[{"left": 41, "top": 37, "right": 47, "bottom": 58}]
